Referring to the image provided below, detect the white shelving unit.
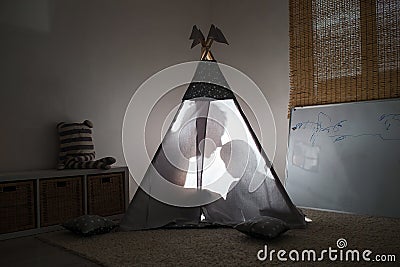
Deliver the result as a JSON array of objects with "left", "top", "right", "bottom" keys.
[{"left": 0, "top": 166, "right": 129, "bottom": 240}]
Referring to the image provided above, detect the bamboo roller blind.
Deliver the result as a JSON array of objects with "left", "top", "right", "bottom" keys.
[{"left": 289, "top": 0, "right": 400, "bottom": 115}]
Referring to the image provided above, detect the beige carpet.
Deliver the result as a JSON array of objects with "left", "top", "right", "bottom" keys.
[{"left": 38, "top": 209, "right": 399, "bottom": 266}]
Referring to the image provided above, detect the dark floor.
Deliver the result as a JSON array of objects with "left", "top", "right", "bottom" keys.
[{"left": 0, "top": 234, "right": 100, "bottom": 267}]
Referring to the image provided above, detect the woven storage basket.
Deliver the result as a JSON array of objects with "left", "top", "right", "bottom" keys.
[
  {"left": 39, "top": 176, "right": 83, "bottom": 226},
  {"left": 87, "top": 172, "right": 125, "bottom": 216},
  {"left": 0, "top": 180, "right": 36, "bottom": 234}
]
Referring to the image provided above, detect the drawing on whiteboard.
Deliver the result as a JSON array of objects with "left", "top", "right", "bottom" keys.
[
  {"left": 329, "top": 113, "right": 400, "bottom": 143},
  {"left": 329, "top": 133, "right": 400, "bottom": 143},
  {"left": 291, "top": 112, "right": 347, "bottom": 145},
  {"left": 378, "top": 113, "right": 400, "bottom": 130},
  {"left": 293, "top": 112, "right": 400, "bottom": 144}
]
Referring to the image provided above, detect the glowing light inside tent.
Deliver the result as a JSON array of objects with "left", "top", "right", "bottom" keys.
[{"left": 182, "top": 100, "right": 274, "bottom": 197}]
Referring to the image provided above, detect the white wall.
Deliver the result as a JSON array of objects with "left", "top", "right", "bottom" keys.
[
  {"left": 0, "top": 0, "right": 206, "bottom": 174},
  {"left": 0, "top": 1, "right": 290, "bottom": 189}
]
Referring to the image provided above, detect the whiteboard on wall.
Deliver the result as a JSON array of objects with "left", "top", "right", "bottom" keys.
[{"left": 285, "top": 98, "right": 400, "bottom": 218}]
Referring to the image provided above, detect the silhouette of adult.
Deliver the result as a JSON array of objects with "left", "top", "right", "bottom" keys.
[
  {"left": 202, "top": 140, "right": 266, "bottom": 224},
  {"left": 203, "top": 139, "right": 305, "bottom": 228}
]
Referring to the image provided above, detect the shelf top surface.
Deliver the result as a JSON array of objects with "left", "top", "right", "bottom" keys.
[{"left": 0, "top": 166, "right": 128, "bottom": 182}]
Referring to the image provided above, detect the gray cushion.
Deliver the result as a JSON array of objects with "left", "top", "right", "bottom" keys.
[
  {"left": 234, "top": 216, "right": 289, "bottom": 239},
  {"left": 62, "top": 215, "right": 117, "bottom": 236}
]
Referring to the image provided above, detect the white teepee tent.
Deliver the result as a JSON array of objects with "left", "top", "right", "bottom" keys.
[{"left": 120, "top": 25, "right": 306, "bottom": 230}]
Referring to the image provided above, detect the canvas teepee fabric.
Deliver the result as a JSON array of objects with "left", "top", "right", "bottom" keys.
[{"left": 120, "top": 25, "right": 306, "bottom": 230}]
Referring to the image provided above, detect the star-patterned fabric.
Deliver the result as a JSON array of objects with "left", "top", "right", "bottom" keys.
[
  {"left": 182, "top": 60, "right": 235, "bottom": 100},
  {"left": 62, "top": 215, "right": 117, "bottom": 236}
]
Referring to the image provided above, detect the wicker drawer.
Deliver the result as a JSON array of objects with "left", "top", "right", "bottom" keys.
[
  {"left": 0, "top": 180, "right": 36, "bottom": 234},
  {"left": 39, "top": 176, "right": 84, "bottom": 227},
  {"left": 87, "top": 173, "right": 125, "bottom": 216}
]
